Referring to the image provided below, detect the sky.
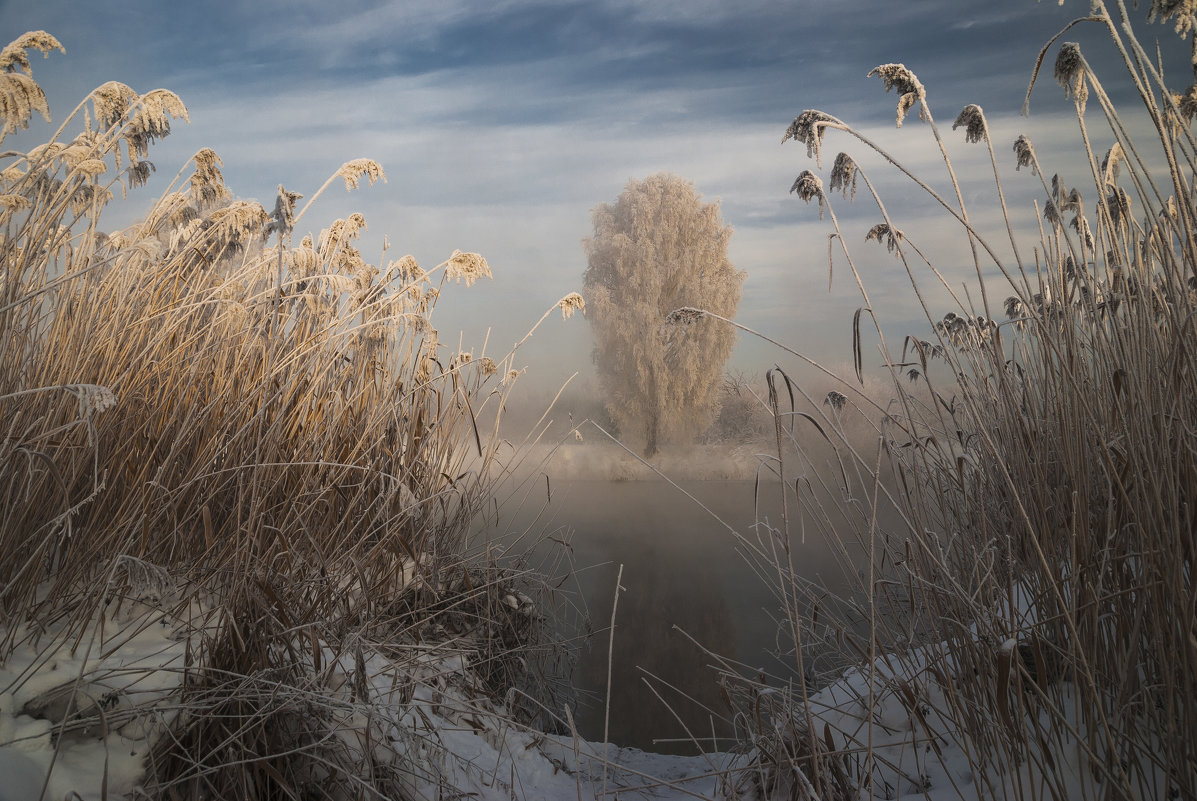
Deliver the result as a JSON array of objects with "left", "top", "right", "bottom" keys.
[{"left": 1, "top": 0, "right": 1190, "bottom": 395}]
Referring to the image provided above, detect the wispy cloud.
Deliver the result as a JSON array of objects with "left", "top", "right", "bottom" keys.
[{"left": 0, "top": 0, "right": 1187, "bottom": 385}]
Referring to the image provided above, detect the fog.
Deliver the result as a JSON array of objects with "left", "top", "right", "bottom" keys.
[{"left": 479, "top": 369, "right": 908, "bottom": 753}]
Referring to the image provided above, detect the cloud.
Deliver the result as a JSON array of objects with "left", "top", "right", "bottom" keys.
[{"left": 1, "top": 0, "right": 1189, "bottom": 389}]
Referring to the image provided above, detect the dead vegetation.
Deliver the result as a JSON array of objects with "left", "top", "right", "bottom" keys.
[
  {"left": 0, "top": 33, "right": 582, "bottom": 798},
  {"left": 677, "top": 2, "right": 1197, "bottom": 798}
]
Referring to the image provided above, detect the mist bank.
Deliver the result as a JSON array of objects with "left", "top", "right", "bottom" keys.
[
  {"left": 484, "top": 365, "right": 903, "bottom": 484},
  {"left": 525, "top": 439, "right": 773, "bottom": 482}
]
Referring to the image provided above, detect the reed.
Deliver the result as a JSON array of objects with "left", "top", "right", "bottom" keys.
[
  {"left": 681, "top": 2, "right": 1196, "bottom": 798},
  {"left": 0, "top": 35, "right": 581, "bottom": 798}
]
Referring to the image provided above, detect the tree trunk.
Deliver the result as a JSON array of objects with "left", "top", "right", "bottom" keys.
[{"left": 644, "top": 415, "right": 659, "bottom": 458}]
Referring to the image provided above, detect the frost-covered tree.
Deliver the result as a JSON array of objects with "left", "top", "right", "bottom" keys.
[{"left": 583, "top": 173, "right": 744, "bottom": 456}]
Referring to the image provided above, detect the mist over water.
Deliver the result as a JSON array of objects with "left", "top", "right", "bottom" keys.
[
  {"left": 478, "top": 375, "right": 906, "bottom": 753},
  {"left": 561, "top": 478, "right": 830, "bottom": 754},
  {"left": 488, "top": 442, "right": 898, "bottom": 754}
]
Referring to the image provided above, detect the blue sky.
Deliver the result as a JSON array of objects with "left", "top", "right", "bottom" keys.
[{"left": 2, "top": 0, "right": 1188, "bottom": 392}]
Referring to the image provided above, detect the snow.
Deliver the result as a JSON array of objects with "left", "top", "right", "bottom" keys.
[
  {"left": 318, "top": 643, "right": 731, "bottom": 800},
  {"left": 0, "top": 597, "right": 190, "bottom": 801},
  {"left": 0, "top": 584, "right": 1123, "bottom": 800},
  {"left": 0, "top": 593, "right": 731, "bottom": 800}
]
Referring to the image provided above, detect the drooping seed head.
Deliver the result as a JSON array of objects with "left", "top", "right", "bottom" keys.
[
  {"left": 266, "top": 184, "right": 303, "bottom": 239},
  {"left": 289, "top": 241, "right": 320, "bottom": 279},
  {"left": 783, "top": 109, "right": 836, "bottom": 164},
  {"left": 1054, "top": 43, "right": 1089, "bottom": 112},
  {"left": 1044, "top": 199, "right": 1063, "bottom": 230},
  {"left": 1004, "top": 296, "right": 1025, "bottom": 320},
  {"left": 193, "top": 147, "right": 222, "bottom": 174},
  {"left": 1174, "top": 85, "right": 1197, "bottom": 123},
  {"left": 0, "top": 193, "right": 30, "bottom": 211},
  {"left": 1049, "top": 175, "right": 1081, "bottom": 214},
  {"left": 392, "top": 254, "right": 424, "bottom": 284},
  {"left": 1107, "top": 186, "right": 1133, "bottom": 228},
  {"left": 0, "top": 31, "right": 63, "bottom": 77},
  {"left": 60, "top": 139, "right": 96, "bottom": 170},
  {"left": 790, "top": 170, "right": 825, "bottom": 218},
  {"left": 72, "top": 384, "right": 118, "bottom": 418},
  {"left": 89, "top": 81, "right": 139, "bottom": 133},
  {"left": 557, "top": 292, "right": 586, "bottom": 320},
  {"left": 868, "top": 63, "right": 926, "bottom": 127},
  {"left": 26, "top": 141, "right": 63, "bottom": 164},
  {"left": 952, "top": 104, "right": 987, "bottom": 144},
  {"left": 1149, "top": 1, "right": 1197, "bottom": 37},
  {"left": 128, "top": 160, "right": 153, "bottom": 188},
  {"left": 1070, "top": 213, "right": 1095, "bottom": 250},
  {"left": 665, "top": 307, "right": 705, "bottom": 326},
  {"left": 829, "top": 153, "right": 858, "bottom": 201},
  {"left": 190, "top": 148, "right": 229, "bottom": 208},
  {"left": 336, "top": 158, "right": 386, "bottom": 191},
  {"left": 206, "top": 200, "right": 270, "bottom": 256},
  {"left": 0, "top": 72, "right": 51, "bottom": 135},
  {"left": 319, "top": 214, "right": 368, "bottom": 256},
  {"left": 404, "top": 313, "right": 430, "bottom": 335},
  {"left": 124, "top": 89, "right": 188, "bottom": 160},
  {"left": 419, "top": 286, "right": 439, "bottom": 312},
  {"left": 1013, "top": 135, "right": 1037, "bottom": 173},
  {"left": 824, "top": 390, "right": 847, "bottom": 412},
  {"left": 444, "top": 249, "right": 492, "bottom": 287},
  {"left": 865, "top": 223, "right": 905, "bottom": 254},
  {"left": 869, "top": 63, "right": 924, "bottom": 98},
  {"left": 0, "top": 34, "right": 60, "bottom": 136},
  {"left": 76, "top": 158, "right": 108, "bottom": 179},
  {"left": 1062, "top": 254, "right": 1081, "bottom": 281}
]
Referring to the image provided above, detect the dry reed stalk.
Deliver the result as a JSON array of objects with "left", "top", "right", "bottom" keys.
[
  {"left": 669, "top": 3, "right": 1197, "bottom": 799},
  {"left": 0, "top": 34, "right": 585, "bottom": 798}
]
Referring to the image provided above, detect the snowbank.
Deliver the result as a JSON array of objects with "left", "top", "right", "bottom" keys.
[
  {"left": 0, "top": 580, "right": 1135, "bottom": 800},
  {"left": 0, "top": 592, "right": 731, "bottom": 800},
  {"left": 0, "top": 596, "right": 190, "bottom": 801}
]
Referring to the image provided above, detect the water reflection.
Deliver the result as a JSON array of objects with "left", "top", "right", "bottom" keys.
[{"left": 506, "top": 479, "right": 863, "bottom": 755}]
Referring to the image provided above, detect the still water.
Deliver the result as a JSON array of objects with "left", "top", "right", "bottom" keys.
[{"left": 494, "top": 478, "right": 869, "bottom": 754}]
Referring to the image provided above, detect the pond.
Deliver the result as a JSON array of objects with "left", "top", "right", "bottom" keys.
[{"left": 490, "top": 476, "right": 885, "bottom": 754}]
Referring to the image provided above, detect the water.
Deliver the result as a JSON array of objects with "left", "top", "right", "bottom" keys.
[{"left": 493, "top": 478, "right": 871, "bottom": 754}]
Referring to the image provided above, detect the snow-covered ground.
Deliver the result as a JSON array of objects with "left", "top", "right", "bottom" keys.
[
  {"left": 0, "top": 595, "right": 192, "bottom": 800},
  {"left": 0, "top": 585, "right": 1119, "bottom": 801},
  {"left": 0, "top": 592, "right": 732, "bottom": 800}
]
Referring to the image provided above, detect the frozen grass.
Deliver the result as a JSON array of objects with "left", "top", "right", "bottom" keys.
[
  {"left": 674, "top": 2, "right": 1196, "bottom": 799},
  {"left": 5, "top": 1, "right": 1197, "bottom": 797},
  {"left": 0, "top": 35, "right": 587, "bottom": 798}
]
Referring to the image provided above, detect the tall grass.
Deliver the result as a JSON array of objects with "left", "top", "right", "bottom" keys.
[
  {"left": 678, "top": 3, "right": 1196, "bottom": 799},
  {"left": 0, "top": 34, "right": 582, "bottom": 797}
]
